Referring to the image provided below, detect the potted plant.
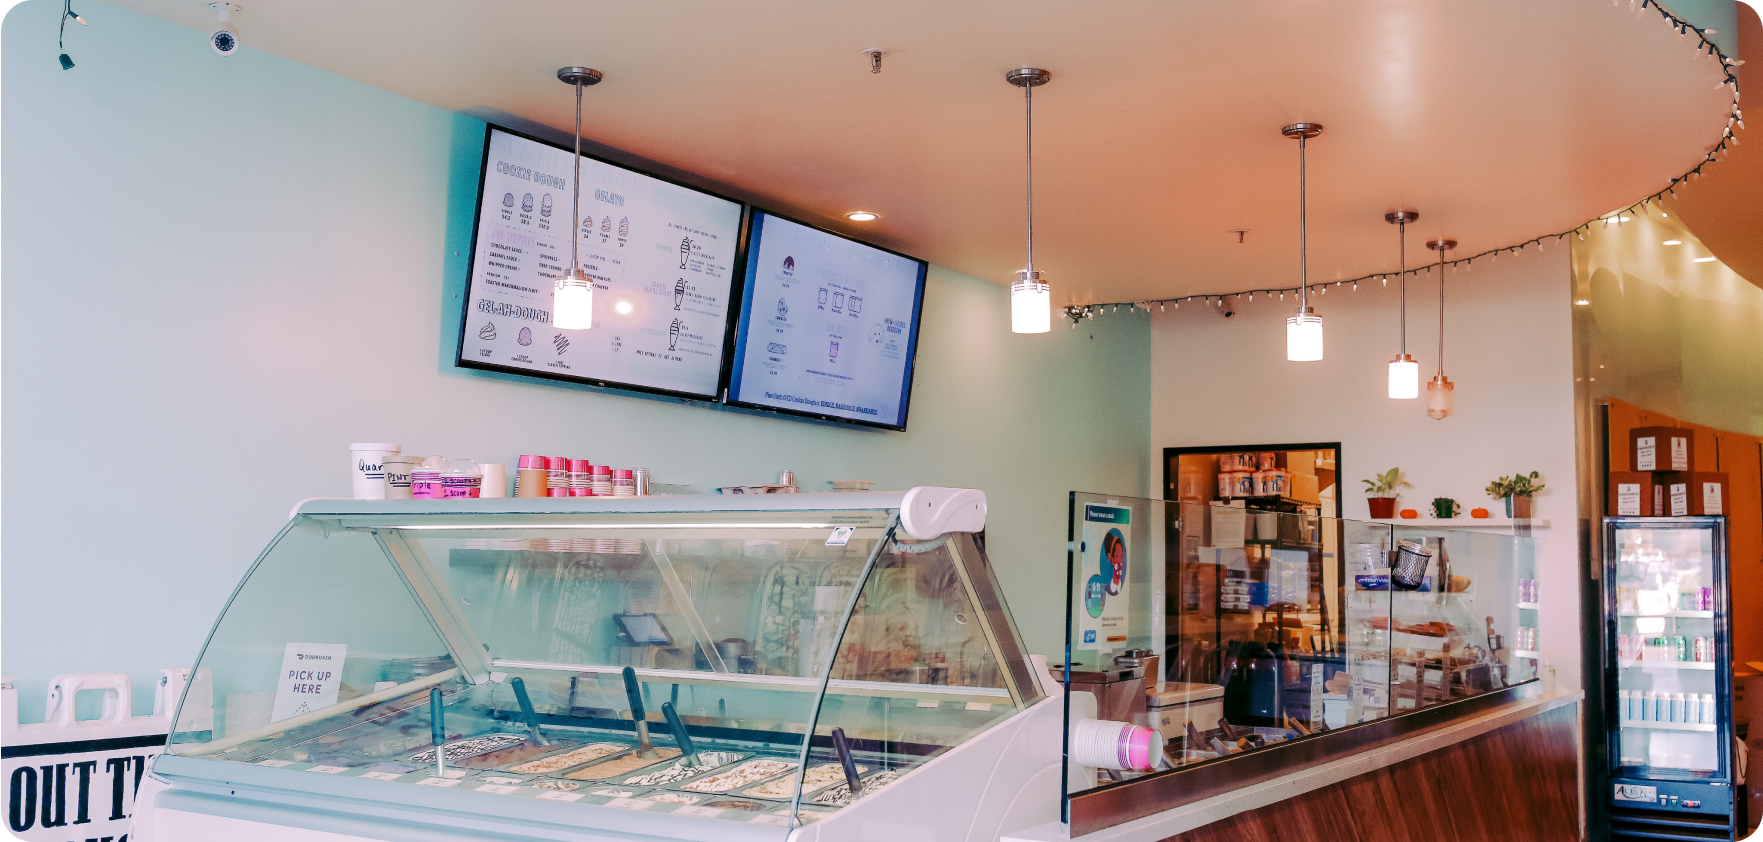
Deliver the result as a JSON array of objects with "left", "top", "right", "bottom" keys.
[
  {"left": 1485, "top": 471, "right": 1545, "bottom": 518},
  {"left": 1361, "top": 468, "right": 1410, "bottom": 519}
]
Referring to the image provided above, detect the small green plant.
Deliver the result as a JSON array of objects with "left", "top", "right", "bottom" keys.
[
  {"left": 1486, "top": 471, "right": 1545, "bottom": 499},
  {"left": 1361, "top": 468, "right": 1411, "bottom": 498}
]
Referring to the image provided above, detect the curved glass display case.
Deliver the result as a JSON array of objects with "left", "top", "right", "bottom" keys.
[{"left": 140, "top": 490, "right": 1051, "bottom": 842}]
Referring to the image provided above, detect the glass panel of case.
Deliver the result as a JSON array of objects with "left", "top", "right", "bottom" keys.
[
  {"left": 160, "top": 505, "right": 1037, "bottom": 836},
  {"left": 1065, "top": 492, "right": 1539, "bottom": 796},
  {"left": 1609, "top": 522, "right": 1723, "bottom": 775}
]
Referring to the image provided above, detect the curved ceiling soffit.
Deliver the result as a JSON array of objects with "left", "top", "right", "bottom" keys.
[
  {"left": 1060, "top": 0, "right": 1746, "bottom": 321},
  {"left": 1667, "top": 2, "right": 1761, "bottom": 290}
]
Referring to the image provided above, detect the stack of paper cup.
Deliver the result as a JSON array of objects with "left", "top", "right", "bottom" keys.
[
  {"left": 1070, "top": 719, "right": 1163, "bottom": 772},
  {"left": 350, "top": 443, "right": 402, "bottom": 499},
  {"left": 383, "top": 454, "right": 420, "bottom": 499},
  {"left": 479, "top": 463, "right": 507, "bottom": 498}
]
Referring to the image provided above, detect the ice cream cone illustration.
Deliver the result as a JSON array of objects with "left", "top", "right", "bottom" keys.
[
  {"left": 673, "top": 278, "right": 686, "bottom": 310},
  {"left": 679, "top": 238, "right": 692, "bottom": 269},
  {"left": 601, "top": 216, "right": 612, "bottom": 234},
  {"left": 479, "top": 322, "right": 497, "bottom": 340},
  {"left": 521, "top": 193, "right": 534, "bottom": 212},
  {"left": 669, "top": 319, "right": 681, "bottom": 350},
  {"left": 518, "top": 327, "right": 533, "bottom": 346},
  {"left": 618, "top": 217, "right": 629, "bottom": 238},
  {"left": 540, "top": 194, "right": 553, "bottom": 218}
]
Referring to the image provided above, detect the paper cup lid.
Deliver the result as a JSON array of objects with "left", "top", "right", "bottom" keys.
[
  {"left": 547, "top": 456, "right": 568, "bottom": 468},
  {"left": 614, "top": 469, "right": 633, "bottom": 479},
  {"left": 569, "top": 459, "right": 592, "bottom": 471},
  {"left": 518, "top": 454, "right": 546, "bottom": 468},
  {"left": 351, "top": 443, "right": 401, "bottom": 452},
  {"left": 592, "top": 465, "right": 613, "bottom": 475}
]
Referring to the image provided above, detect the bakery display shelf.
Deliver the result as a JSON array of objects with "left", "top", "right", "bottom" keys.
[
  {"left": 1618, "top": 610, "right": 1714, "bottom": 619},
  {"left": 1376, "top": 518, "right": 1550, "bottom": 529},
  {"left": 1618, "top": 720, "right": 1717, "bottom": 732},
  {"left": 1617, "top": 660, "right": 1717, "bottom": 671}
]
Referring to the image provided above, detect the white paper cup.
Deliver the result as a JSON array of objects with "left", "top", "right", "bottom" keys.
[
  {"left": 383, "top": 454, "right": 420, "bottom": 500},
  {"left": 479, "top": 464, "right": 508, "bottom": 498},
  {"left": 350, "top": 443, "right": 401, "bottom": 499}
]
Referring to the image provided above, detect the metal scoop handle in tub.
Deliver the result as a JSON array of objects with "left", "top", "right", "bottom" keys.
[
  {"left": 831, "top": 727, "right": 862, "bottom": 794},
  {"left": 510, "top": 677, "right": 548, "bottom": 746},
  {"left": 429, "top": 688, "right": 448, "bottom": 778},
  {"left": 622, "top": 667, "right": 658, "bottom": 759},
  {"left": 661, "top": 701, "right": 697, "bottom": 765}
]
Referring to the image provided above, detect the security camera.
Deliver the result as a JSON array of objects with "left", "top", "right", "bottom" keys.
[{"left": 209, "top": 3, "right": 240, "bottom": 56}]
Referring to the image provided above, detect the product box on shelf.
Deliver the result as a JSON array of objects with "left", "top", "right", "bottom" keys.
[
  {"left": 1282, "top": 451, "right": 1317, "bottom": 476},
  {"left": 1609, "top": 472, "right": 1663, "bottom": 517},
  {"left": 1646, "top": 472, "right": 1730, "bottom": 517},
  {"left": 1629, "top": 426, "right": 1695, "bottom": 473},
  {"left": 1686, "top": 472, "right": 1729, "bottom": 516},
  {"left": 1291, "top": 472, "right": 1320, "bottom": 504}
]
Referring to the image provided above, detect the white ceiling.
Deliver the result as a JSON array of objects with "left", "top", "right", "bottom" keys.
[{"left": 111, "top": 0, "right": 1736, "bottom": 305}]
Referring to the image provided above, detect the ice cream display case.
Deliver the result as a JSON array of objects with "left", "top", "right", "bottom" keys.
[
  {"left": 135, "top": 489, "right": 1065, "bottom": 842},
  {"left": 1059, "top": 492, "right": 1542, "bottom": 835}
]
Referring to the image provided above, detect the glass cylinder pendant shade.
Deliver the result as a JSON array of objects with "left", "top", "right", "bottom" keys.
[
  {"left": 1388, "top": 354, "right": 1420, "bottom": 399},
  {"left": 1427, "top": 374, "right": 1454, "bottom": 419},
  {"left": 552, "top": 268, "right": 595, "bottom": 330},
  {"left": 1011, "top": 270, "right": 1051, "bottom": 334},
  {"left": 1286, "top": 307, "right": 1323, "bottom": 361}
]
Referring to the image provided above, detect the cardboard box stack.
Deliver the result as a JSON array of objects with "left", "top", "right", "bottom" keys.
[{"left": 1610, "top": 427, "right": 1728, "bottom": 516}]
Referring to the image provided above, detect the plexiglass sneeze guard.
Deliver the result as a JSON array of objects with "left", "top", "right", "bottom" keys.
[
  {"left": 154, "top": 492, "right": 1043, "bottom": 841},
  {"left": 1062, "top": 493, "right": 1540, "bottom": 832}
]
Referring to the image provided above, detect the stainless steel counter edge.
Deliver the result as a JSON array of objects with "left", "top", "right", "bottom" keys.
[{"left": 1003, "top": 689, "right": 1585, "bottom": 842}]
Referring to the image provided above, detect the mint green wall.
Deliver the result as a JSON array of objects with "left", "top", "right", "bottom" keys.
[{"left": 0, "top": 1, "right": 1150, "bottom": 722}]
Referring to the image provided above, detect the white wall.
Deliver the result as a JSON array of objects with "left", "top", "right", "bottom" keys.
[
  {"left": 1148, "top": 245, "right": 1584, "bottom": 689},
  {"left": 0, "top": 0, "right": 1149, "bottom": 721}
]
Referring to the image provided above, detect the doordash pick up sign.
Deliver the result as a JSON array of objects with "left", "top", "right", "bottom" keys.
[{"left": 270, "top": 643, "right": 347, "bottom": 723}]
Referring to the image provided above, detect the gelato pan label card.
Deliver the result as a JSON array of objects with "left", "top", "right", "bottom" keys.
[
  {"left": 270, "top": 642, "right": 347, "bottom": 722},
  {"left": 459, "top": 128, "right": 742, "bottom": 399},
  {"left": 1077, "top": 504, "right": 1132, "bottom": 651}
]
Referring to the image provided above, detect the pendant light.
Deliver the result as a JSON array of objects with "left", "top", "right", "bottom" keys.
[
  {"left": 1385, "top": 210, "right": 1420, "bottom": 398},
  {"left": 1282, "top": 123, "right": 1324, "bottom": 361},
  {"left": 1425, "top": 238, "right": 1458, "bottom": 419},
  {"left": 552, "top": 66, "right": 603, "bottom": 331},
  {"left": 1007, "top": 68, "right": 1052, "bottom": 334}
]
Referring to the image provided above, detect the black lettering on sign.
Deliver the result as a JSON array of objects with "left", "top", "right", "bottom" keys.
[
  {"left": 72, "top": 759, "right": 97, "bottom": 824},
  {"left": 8, "top": 765, "right": 36, "bottom": 831},
  {"left": 106, "top": 757, "right": 129, "bottom": 820},
  {"left": 132, "top": 756, "right": 146, "bottom": 800},
  {"left": 40, "top": 763, "right": 68, "bottom": 827}
]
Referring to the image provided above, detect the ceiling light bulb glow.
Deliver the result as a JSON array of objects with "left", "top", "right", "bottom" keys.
[
  {"left": 1388, "top": 355, "right": 1419, "bottom": 399},
  {"left": 1575, "top": 299, "right": 1591, "bottom": 306},
  {"left": 1011, "top": 271, "right": 1051, "bottom": 334},
  {"left": 1286, "top": 308, "right": 1323, "bottom": 361},
  {"left": 1663, "top": 239, "right": 1683, "bottom": 246},
  {"left": 552, "top": 269, "right": 595, "bottom": 330},
  {"left": 845, "top": 211, "right": 878, "bottom": 222},
  {"left": 1693, "top": 256, "right": 1717, "bottom": 263},
  {"left": 1427, "top": 375, "right": 1455, "bottom": 420}
]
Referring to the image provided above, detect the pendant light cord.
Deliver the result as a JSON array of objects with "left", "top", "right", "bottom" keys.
[
  {"left": 1437, "top": 250, "right": 1446, "bottom": 375},
  {"left": 1024, "top": 81, "right": 1034, "bottom": 275},
  {"left": 1399, "top": 220, "right": 1407, "bottom": 356},
  {"left": 571, "top": 78, "right": 583, "bottom": 275},
  {"left": 1298, "top": 134, "right": 1307, "bottom": 311}
]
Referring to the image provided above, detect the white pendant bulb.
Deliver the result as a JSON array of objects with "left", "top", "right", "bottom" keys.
[
  {"left": 1008, "top": 68, "right": 1052, "bottom": 334},
  {"left": 1283, "top": 124, "right": 1324, "bottom": 361},
  {"left": 552, "top": 67, "right": 603, "bottom": 331},
  {"left": 1386, "top": 210, "right": 1420, "bottom": 399},
  {"left": 1426, "top": 238, "right": 1458, "bottom": 419}
]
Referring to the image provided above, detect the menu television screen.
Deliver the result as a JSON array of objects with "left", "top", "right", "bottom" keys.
[
  {"left": 455, "top": 126, "right": 745, "bottom": 400},
  {"left": 726, "top": 211, "right": 928, "bottom": 430}
]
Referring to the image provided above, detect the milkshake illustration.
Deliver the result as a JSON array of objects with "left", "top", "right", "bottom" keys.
[
  {"left": 849, "top": 296, "right": 863, "bottom": 314},
  {"left": 540, "top": 194, "right": 553, "bottom": 218},
  {"left": 669, "top": 319, "right": 681, "bottom": 350},
  {"left": 502, "top": 193, "right": 515, "bottom": 208},
  {"left": 479, "top": 322, "right": 497, "bottom": 340},
  {"left": 554, "top": 333, "right": 570, "bottom": 355},
  {"left": 673, "top": 278, "right": 686, "bottom": 310},
  {"left": 618, "top": 217, "right": 629, "bottom": 238},
  {"left": 679, "top": 238, "right": 692, "bottom": 269},
  {"left": 521, "top": 193, "right": 534, "bottom": 212},
  {"left": 518, "top": 327, "right": 533, "bottom": 346},
  {"left": 832, "top": 292, "right": 845, "bottom": 311},
  {"left": 817, "top": 288, "right": 828, "bottom": 305},
  {"left": 829, "top": 341, "right": 839, "bottom": 359}
]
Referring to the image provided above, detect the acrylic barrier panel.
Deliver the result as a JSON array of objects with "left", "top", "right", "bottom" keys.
[
  {"left": 1064, "top": 494, "right": 1542, "bottom": 796},
  {"left": 166, "top": 517, "right": 456, "bottom": 750},
  {"left": 1609, "top": 521, "right": 1724, "bottom": 775}
]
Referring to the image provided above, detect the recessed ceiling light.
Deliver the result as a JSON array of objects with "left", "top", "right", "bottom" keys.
[
  {"left": 845, "top": 211, "right": 879, "bottom": 222},
  {"left": 1662, "top": 239, "right": 1682, "bottom": 246},
  {"left": 1574, "top": 299, "right": 1591, "bottom": 306},
  {"left": 1693, "top": 256, "right": 1717, "bottom": 263}
]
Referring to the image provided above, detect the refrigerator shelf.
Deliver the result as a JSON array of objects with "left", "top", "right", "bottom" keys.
[
  {"left": 1617, "top": 660, "right": 1716, "bottom": 671},
  {"left": 1618, "top": 720, "right": 1717, "bottom": 732}
]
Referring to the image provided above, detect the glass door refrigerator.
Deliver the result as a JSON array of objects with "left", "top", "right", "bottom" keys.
[{"left": 1604, "top": 516, "right": 1737, "bottom": 842}]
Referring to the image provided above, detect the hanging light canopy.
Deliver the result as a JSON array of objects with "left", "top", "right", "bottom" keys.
[
  {"left": 552, "top": 66, "right": 603, "bottom": 331},
  {"left": 1283, "top": 123, "right": 1324, "bottom": 361},
  {"left": 1426, "top": 238, "right": 1458, "bottom": 419},
  {"left": 1008, "top": 68, "right": 1052, "bottom": 334},
  {"left": 1385, "top": 210, "right": 1420, "bottom": 399}
]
